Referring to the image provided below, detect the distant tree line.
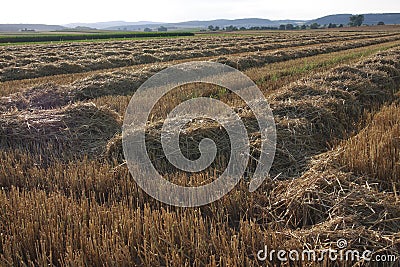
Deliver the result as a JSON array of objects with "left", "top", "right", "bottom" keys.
[
  {"left": 205, "top": 23, "right": 345, "bottom": 31},
  {"left": 204, "top": 15, "right": 386, "bottom": 32}
]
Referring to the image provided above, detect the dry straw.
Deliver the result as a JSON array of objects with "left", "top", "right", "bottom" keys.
[
  {"left": 0, "top": 102, "right": 122, "bottom": 160},
  {"left": 1, "top": 38, "right": 400, "bottom": 266},
  {"left": 109, "top": 47, "right": 400, "bottom": 180},
  {"left": 1, "top": 32, "right": 398, "bottom": 81}
]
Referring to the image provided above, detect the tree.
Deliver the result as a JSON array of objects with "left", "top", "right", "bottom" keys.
[
  {"left": 158, "top": 26, "right": 167, "bottom": 32},
  {"left": 300, "top": 25, "right": 307, "bottom": 30},
  {"left": 279, "top": 24, "right": 286, "bottom": 30},
  {"left": 349, "top": 15, "right": 364, "bottom": 27},
  {"left": 144, "top": 28, "right": 152, "bottom": 32},
  {"left": 208, "top": 25, "right": 214, "bottom": 31},
  {"left": 285, "top": 24, "right": 294, "bottom": 30},
  {"left": 225, "top": 25, "right": 238, "bottom": 31},
  {"left": 310, "top": 23, "right": 320, "bottom": 29},
  {"left": 215, "top": 26, "right": 220, "bottom": 31},
  {"left": 328, "top": 23, "right": 337, "bottom": 28},
  {"left": 338, "top": 24, "right": 344, "bottom": 28},
  {"left": 377, "top": 21, "right": 385, "bottom": 25},
  {"left": 239, "top": 27, "right": 246, "bottom": 31}
]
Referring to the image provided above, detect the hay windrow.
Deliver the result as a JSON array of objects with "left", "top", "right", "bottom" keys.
[
  {"left": 1, "top": 33, "right": 399, "bottom": 81},
  {"left": 267, "top": 150, "right": 400, "bottom": 229},
  {"left": 100, "top": 45, "right": 400, "bottom": 259},
  {"left": 0, "top": 103, "right": 122, "bottom": 159},
  {"left": 255, "top": 142, "right": 400, "bottom": 257},
  {"left": 0, "top": 66, "right": 165, "bottom": 112},
  {"left": 105, "top": 134, "right": 124, "bottom": 164},
  {"left": 71, "top": 65, "right": 165, "bottom": 100},
  {"left": 0, "top": 83, "right": 74, "bottom": 111},
  {"left": 111, "top": 47, "right": 400, "bottom": 179},
  {"left": 213, "top": 35, "right": 400, "bottom": 70},
  {"left": 265, "top": 48, "right": 400, "bottom": 177}
]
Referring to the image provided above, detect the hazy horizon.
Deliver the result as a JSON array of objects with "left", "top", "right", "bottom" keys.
[{"left": 2, "top": 0, "right": 399, "bottom": 25}]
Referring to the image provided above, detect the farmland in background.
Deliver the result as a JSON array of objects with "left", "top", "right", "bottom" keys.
[
  {"left": 0, "top": 31, "right": 195, "bottom": 45},
  {"left": 0, "top": 27, "right": 400, "bottom": 266}
]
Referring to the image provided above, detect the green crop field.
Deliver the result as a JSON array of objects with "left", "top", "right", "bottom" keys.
[{"left": 0, "top": 31, "right": 195, "bottom": 44}]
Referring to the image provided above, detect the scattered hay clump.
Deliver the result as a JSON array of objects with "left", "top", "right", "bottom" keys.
[
  {"left": 0, "top": 103, "right": 122, "bottom": 159},
  {"left": 0, "top": 83, "right": 74, "bottom": 112}
]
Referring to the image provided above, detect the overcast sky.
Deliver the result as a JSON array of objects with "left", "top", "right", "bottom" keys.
[{"left": 2, "top": 0, "right": 399, "bottom": 24}]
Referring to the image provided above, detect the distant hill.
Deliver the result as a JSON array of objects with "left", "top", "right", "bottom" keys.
[
  {"left": 63, "top": 21, "right": 163, "bottom": 29},
  {"left": 1, "top": 13, "right": 399, "bottom": 33},
  {"left": 104, "top": 18, "right": 305, "bottom": 31},
  {"left": 102, "top": 14, "right": 400, "bottom": 30},
  {"left": 306, "top": 14, "right": 353, "bottom": 25},
  {"left": 308, "top": 13, "right": 400, "bottom": 26},
  {"left": 0, "top": 24, "right": 67, "bottom": 32}
]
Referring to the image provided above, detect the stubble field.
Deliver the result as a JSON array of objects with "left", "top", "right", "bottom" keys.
[{"left": 0, "top": 28, "right": 400, "bottom": 266}]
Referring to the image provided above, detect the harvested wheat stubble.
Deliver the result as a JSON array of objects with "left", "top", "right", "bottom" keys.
[
  {"left": 1, "top": 106, "right": 400, "bottom": 265},
  {"left": 213, "top": 35, "right": 400, "bottom": 70},
  {"left": 4, "top": 36, "right": 400, "bottom": 113},
  {"left": 0, "top": 103, "right": 122, "bottom": 159},
  {"left": 338, "top": 104, "right": 400, "bottom": 191},
  {"left": 1, "top": 33, "right": 399, "bottom": 82},
  {"left": 2, "top": 36, "right": 400, "bottom": 266}
]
